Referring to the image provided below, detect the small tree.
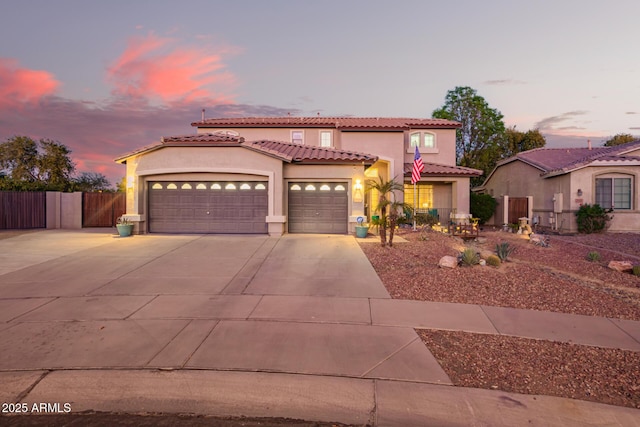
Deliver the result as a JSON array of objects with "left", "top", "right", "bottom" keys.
[
  {"left": 575, "top": 204, "right": 612, "bottom": 233},
  {"left": 470, "top": 193, "right": 497, "bottom": 225},
  {"left": 366, "top": 176, "right": 405, "bottom": 247}
]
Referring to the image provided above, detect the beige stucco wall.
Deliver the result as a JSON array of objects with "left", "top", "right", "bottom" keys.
[
  {"left": 123, "top": 146, "right": 286, "bottom": 235},
  {"left": 483, "top": 160, "right": 640, "bottom": 232},
  {"left": 284, "top": 163, "right": 367, "bottom": 232},
  {"left": 342, "top": 132, "right": 405, "bottom": 185},
  {"left": 403, "top": 129, "right": 457, "bottom": 167},
  {"left": 197, "top": 127, "right": 339, "bottom": 148}
]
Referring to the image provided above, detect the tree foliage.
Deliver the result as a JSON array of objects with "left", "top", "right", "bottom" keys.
[
  {"left": 0, "top": 135, "right": 112, "bottom": 192},
  {"left": 603, "top": 133, "right": 636, "bottom": 147},
  {"left": 502, "top": 127, "right": 546, "bottom": 159},
  {"left": 432, "top": 86, "right": 505, "bottom": 184},
  {"left": 470, "top": 193, "right": 497, "bottom": 225}
]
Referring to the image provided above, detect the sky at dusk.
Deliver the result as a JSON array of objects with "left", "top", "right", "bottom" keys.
[{"left": 1, "top": 0, "right": 639, "bottom": 186}]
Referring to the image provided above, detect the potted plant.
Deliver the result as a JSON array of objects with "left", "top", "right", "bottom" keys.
[
  {"left": 116, "top": 216, "right": 134, "bottom": 237},
  {"left": 355, "top": 216, "right": 369, "bottom": 238}
]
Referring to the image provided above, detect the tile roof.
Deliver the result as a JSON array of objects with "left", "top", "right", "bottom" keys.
[
  {"left": 192, "top": 116, "right": 461, "bottom": 130},
  {"left": 246, "top": 140, "right": 378, "bottom": 164},
  {"left": 500, "top": 139, "right": 640, "bottom": 177},
  {"left": 115, "top": 133, "right": 378, "bottom": 165},
  {"left": 403, "top": 162, "right": 483, "bottom": 177}
]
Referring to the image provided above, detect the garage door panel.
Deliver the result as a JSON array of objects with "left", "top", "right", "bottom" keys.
[
  {"left": 288, "top": 182, "right": 348, "bottom": 234},
  {"left": 149, "top": 181, "right": 267, "bottom": 234}
]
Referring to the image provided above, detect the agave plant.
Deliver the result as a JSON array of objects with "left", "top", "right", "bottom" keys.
[{"left": 495, "top": 242, "right": 515, "bottom": 261}]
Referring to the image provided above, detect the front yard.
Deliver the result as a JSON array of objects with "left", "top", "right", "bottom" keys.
[{"left": 360, "top": 229, "right": 640, "bottom": 409}]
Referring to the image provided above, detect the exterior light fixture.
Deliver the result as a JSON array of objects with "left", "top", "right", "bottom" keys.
[
  {"left": 577, "top": 189, "right": 583, "bottom": 197},
  {"left": 353, "top": 179, "right": 363, "bottom": 203}
]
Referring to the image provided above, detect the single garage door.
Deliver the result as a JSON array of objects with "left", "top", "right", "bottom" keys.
[
  {"left": 288, "top": 182, "right": 348, "bottom": 234},
  {"left": 148, "top": 181, "right": 268, "bottom": 234}
]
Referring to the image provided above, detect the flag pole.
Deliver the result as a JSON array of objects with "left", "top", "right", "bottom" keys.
[{"left": 412, "top": 181, "right": 417, "bottom": 231}]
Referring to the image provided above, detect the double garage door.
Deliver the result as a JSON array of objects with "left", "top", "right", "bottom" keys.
[
  {"left": 148, "top": 181, "right": 268, "bottom": 234},
  {"left": 288, "top": 182, "right": 348, "bottom": 234}
]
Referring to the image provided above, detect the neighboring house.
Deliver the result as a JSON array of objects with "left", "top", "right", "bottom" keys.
[
  {"left": 115, "top": 117, "right": 481, "bottom": 235},
  {"left": 476, "top": 140, "right": 640, "bottom": 232}
]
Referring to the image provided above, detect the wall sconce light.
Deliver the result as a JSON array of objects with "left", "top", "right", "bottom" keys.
[
  {"left": 577, "top": 189, "right": 583, "bottom": 197},
  {"left": 353, "top": 179, "right": 363, "bottom": 203}
]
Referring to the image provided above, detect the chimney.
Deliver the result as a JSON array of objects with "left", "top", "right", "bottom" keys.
[
  {"left": 201, "top": 109, "right": 205, "bottom": 121},
  {"left": 588, "top": 139, "right": 592, "bottom": 150}
]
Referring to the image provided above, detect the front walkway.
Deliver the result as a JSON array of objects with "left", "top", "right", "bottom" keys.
[{"left": 0, "top": 230, "right": 638, "bottom": 426}]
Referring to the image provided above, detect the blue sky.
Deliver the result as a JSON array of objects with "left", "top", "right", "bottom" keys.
[{"left": 1, "top": 0, "right": 639, "bottom": 184}]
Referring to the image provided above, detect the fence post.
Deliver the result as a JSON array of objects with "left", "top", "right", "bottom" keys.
[{"left": 46, "top": 192, "right": 61, "bottom": 229}]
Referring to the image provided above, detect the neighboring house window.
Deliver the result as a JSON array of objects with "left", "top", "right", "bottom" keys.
[
  {"left": 595, "top": 177, "right": 632, "bottom": 210},
  {"left": 292, "top": 130, "right": 304, "bottom": 144},
  {"left": 320, "top": 131, "right": 332, "bottom": 147}
]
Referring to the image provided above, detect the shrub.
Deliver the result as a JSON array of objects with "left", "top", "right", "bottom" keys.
[
  {"left": 575, "top": 204, "right": 612, "bottom": 234},
  {"left": 586, "top": 251, "right": 601, "bottom": 262},
  {"left": 459, "top": 248, "right": 480, "bottom": 266},
  {"left": 633, "top": 266, "right": 640, "bottom": 277},
  {"left": 496, "top": 242, "right": 515, "bottom": 261},
  {"left": 470, "top": 193, "right": 497, "bottom": 225},
  {"left": 486, "top": 255, "right": 501, "bottom": 267}
]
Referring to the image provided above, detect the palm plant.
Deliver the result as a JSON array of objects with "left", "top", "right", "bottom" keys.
[{"left": 366, "top": 176, "right": 406, "bottom": 247}]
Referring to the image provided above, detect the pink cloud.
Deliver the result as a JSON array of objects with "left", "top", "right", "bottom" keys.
[
  {"left": 107, "top": 33, "right": 236, "bottom": 104},
  {"left": 0, "top": 58, "right": 60, "bottom": 107}
]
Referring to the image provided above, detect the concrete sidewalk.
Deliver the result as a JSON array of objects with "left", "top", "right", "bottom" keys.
[{"left": 0, "top": 230, "right": 638, "bottom": 426}]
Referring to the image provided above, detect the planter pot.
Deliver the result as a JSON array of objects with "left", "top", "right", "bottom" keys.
[
  {"left": 355, "top": 225, "right": 369, "bottom": 238},
  {"left": 116, "top": 224, "right": 133, "bottom": 237}
]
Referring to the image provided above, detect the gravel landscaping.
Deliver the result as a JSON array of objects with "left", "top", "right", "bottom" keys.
[{"left": 360, "top": 228, "right": 640, "bottom": 408}]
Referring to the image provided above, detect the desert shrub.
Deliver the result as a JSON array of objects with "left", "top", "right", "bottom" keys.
[
  {"left": 496, "top": 242, "right": 515, "bottom": 261},
  {"left": 586, "top": 251, "right": 601, "bottom": 262},
  {"left": 633, "top": 266, "right": 640, "bottom": 277},
  {"left": 470, "top": 193, "right": 497, "bottom": 225},
  {"left": 414, "top": 212, "right": 439, "bottom": 227},
  {"left": 575, "top": 204, "right": 612, "bottom": 234},
  {"left": 459, "top": 248, "right": 480, "bottom": 266},
  {"left": 486, "top": 254, "right": 501, "bottom": 267}
]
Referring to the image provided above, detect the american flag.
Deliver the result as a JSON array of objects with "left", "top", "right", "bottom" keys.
[{"left": 411, "top": 146, "right": 424, "bottom": 184}]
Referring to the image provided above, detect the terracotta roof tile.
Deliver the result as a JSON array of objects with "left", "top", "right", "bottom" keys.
[
  {"left": 193, "top": 116, "right": 460, "bottom": 130},
  {"left": 115, "top": 134, "right": 378, "bottom": 165},
  {"left": 403, "top": 162, "right": 483, "bottom": 177},
  {"left": 246, "top": 140, "right": 378, "bottom": 164}
]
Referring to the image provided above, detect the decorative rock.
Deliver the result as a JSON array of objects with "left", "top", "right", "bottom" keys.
[
  {"left": 479, "top": 259, "right": 487, "bottom": 266},
  {"left": 608, "top": 260, "right": 633, "bottom": 273},
  {"left": 476, "top": 237, "right": 487, "bottom": 244},
  {"left": 438, "top": 255, "right": 458, "bottom": 269}
]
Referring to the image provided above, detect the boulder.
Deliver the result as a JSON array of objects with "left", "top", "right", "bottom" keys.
[
  {"left": 608, "top": 260, "right": 633, "bottom": 273},
  {"left": 438, "top": 255, "right": 458, "bottom": 269}
]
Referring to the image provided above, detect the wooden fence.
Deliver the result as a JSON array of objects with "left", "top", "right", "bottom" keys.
[
  {"left": 82, "top": 192, "right": 126, "bottom": 227},
  {"left": 0, "top": 191, "right": 46, "bottom": 229}
]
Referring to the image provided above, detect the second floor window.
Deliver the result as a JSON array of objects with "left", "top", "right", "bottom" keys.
[
  {"left": 292, "top": 130, "right": 304, "bottom": 144},
  {"left": 320, "top": 131, "right": 332, "bottom": 147},
  {"left": 410, "top": 132, "right": 436, "bottom": 150}
]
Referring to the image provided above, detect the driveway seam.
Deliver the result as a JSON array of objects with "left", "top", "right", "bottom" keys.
[
  {"left": 88, "top": 235, "right": 206, "bottom": 295},
  {"left": 16, "top": 370, "right": 50, "bottom": 402},
  {"left": 222, "top": 237, "right": 281, "bottom": 295},
  {"left": 143, "top": 319, "right": 195, "bottom": 368},
  {"left": 608, "top": 317, "right": 640, "bottom": 346},
  {"left": 479, "top": 304, "right": 502, "bottom": 334},
  {"left": 124, "top": 295, "right": 160, "bottom": 320},
  {"left": 5, "top": 297, "right": 59, "bottom": 323},
  {"left": 360, "top": 336, "right": 420, "bottom": 378},
  {"left": 179, "top": 320, "right": 221, "bottom": 369}
]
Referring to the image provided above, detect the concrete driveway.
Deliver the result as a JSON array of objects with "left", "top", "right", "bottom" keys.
[{"left": 1, "top": 230, "right": 638, "bottom": 426}]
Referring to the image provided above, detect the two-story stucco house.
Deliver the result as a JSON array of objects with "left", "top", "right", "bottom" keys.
[{"left": 115, "top": 117, "right": 481, "bottom": 236}]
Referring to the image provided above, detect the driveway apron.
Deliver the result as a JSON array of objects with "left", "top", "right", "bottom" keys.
[{"left": 0, "top": 232, "right": 449, "bottom": 385}]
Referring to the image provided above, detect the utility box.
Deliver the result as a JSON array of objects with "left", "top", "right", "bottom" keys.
[{"left": 553, "top": 193, "right": 563, "bottom": 213}]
